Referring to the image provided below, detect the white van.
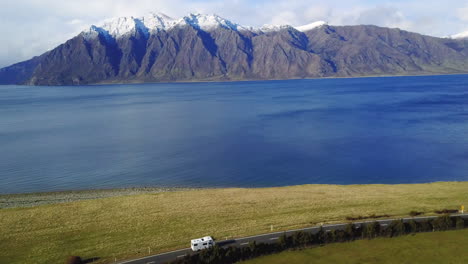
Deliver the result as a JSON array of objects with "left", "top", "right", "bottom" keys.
[{"left": 191, "top": 236, "right": 215, "bottom": 251}]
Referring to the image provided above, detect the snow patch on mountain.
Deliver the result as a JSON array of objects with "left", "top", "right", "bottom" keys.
[
  {"left": 83, "top": 13, "right": 246, "bottom": 39},
  {"left": 295, "top": 21, "right": 327, "bottom": 32},
  {"left": 141, "top": 12, "right": 178, "bottom": 34},
  {"left": 102, "top": 16, "right": 139, "bottom": 37},
  {"left": 258, "top": 24, "right": 292, "bottom": 33},
  {"left": 179, "top": 13, "right": 245, "bottom": 31},
  {"left": 81, "top": 12, "right": 330, "bottom": 40},
  {"left": 82, "top": 13, "right": 176, "bottom": 39},
  {"left": 450, "top": 30, "right": 468, "bottom": 39}
]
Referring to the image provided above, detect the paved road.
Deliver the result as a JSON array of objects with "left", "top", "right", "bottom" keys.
[{"left": 119, "top": 213, "right": 468, "bottom": 264}]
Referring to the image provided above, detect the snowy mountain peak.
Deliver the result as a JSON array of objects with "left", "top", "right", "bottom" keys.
[
  {"left": 295, "top": 21, "right": 327, "bottom": 32},
  {"left": 82, "top": 12, "right": 177, "bottom": 39},
  {"left": 259, "top": 21, "right": 326, "bottom": 33},
  {"left": 141, "top": 13, "right": 178, "bottom": 33},
  {"left": 450, "top": 30, "right": 468, "bottom": 39},
  {"left": 81, "top": 12, "right": 329, "bottom": 40},
  {"left": 82, "top": 12, "right": 245, "bottom": 39},
  {"left": 100, "top": 16, "right": 140, "bottom": 37},
  {"left": 180, "top": 13, "right": 243, "bottom": 31}
]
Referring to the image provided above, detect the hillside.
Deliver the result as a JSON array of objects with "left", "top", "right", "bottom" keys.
[{"left": 1, "top": 182, "right": 467, "bottom": 263}]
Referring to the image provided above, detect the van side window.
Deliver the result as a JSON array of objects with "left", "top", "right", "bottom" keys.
[
  {"left": 203, "top": 243, "right": 207, "bottom": 246},
  {"left": 194, "top": 244, "right": 198, "bottom": 246}
]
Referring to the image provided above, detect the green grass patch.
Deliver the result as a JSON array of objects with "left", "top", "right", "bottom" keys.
[
  {"left": 244, "top": 228, "right": 468, "bottom": 264},
  {"left": 0, "top": 182, "right": 467, "bottom": 264}
]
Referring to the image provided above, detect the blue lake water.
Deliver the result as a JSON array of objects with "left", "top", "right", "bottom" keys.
[{"left": 1, "top": 75, "right": 468, "bottom": 194}]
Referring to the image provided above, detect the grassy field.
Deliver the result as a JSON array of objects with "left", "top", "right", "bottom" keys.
[
  {"left": 245, "top": 228, "right": 468, "bottom": 264},
  {"left": 0, "top": 182, "right": 467, "bottom": 264}
]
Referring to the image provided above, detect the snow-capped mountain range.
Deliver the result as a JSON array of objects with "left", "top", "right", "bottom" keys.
[
  {"left": 82, "top": 12, "right": 327, "bottom": 39},
  {"left": 1, "top": 12, "right": 468, "bottom": 86}
]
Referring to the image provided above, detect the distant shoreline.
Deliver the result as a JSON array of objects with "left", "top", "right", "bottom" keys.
[
  {"left": 2, "top": 72, "right": 467, "bottom": 87},
  {"left": 2, "top": 181, "right": 466, "bottom": 209},
  {"left": 84, "top": 72, "right": 468, "bottom": 86}
]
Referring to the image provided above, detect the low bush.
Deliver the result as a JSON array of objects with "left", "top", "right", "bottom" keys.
[
  {"left": 432, "top": 215, "right": 453, "bottom": 231},
  {"left": 345, "top": 214, "right": 390, "bottom": 221},
  {"left": 409, "top": 211, "right": 423, "bottom": 217},
  {"left": 434, "top": 209, "right": 458, "bottom": 214},
  {"left": 65, "top": 256, "right": 83, "bottom": 264},
  {"left": 456, "top": 217, "right": 465, "bottom": 229},
  {"left": 363, "top": 222, "right": 380, "bottom": 239},
  {"left": 383, "top": 220, "right": 405, "bottom": 237},
  {"left": 406, "top": 219, "right": 418, "bottom": 233}
]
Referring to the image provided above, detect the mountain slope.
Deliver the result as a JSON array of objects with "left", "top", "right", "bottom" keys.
[{"left": 1, "top": 13, "right": 468, "bottom": 86}]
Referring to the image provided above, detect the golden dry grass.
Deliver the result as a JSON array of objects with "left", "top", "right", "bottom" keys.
[{"left": 0, "top": 182, "right": 467, "bottom": 264}]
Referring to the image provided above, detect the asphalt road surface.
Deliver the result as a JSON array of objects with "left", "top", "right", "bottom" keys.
[{"left": 119, "top": 213, "right": 468, "bottom": 264}]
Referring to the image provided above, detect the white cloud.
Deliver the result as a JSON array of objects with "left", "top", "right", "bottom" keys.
[
  {"left": 0, "top": 0, "right": 467, "bottom": 68},
  {"left": 354, "top": 6, "right": 412, "bottom": 29},
  {"left": 303, "top": 6, "right": 333, "bottom": 23},
  {"left": 457, "top": 5, "right": 468, "bottom": 21},
  {"left": 68, "top": 19, "right": 84, "bottom": 25}
]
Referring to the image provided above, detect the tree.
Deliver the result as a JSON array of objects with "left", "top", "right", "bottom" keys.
[
  {"left": 344, "top": 223, "right": 356, "bottom": 241},
  {"left": 292, "top": 231, "right": 311, "bottom": 247},
  {"left": 407, "top": 219, "right": 418, "bottom": 233},
  {"left": 433, "top": 215, "right": 452, "bottom": 231},
  {"left": 316, "top": 227, "right": 326, "bottom": 244},
  {"left": 278, "top": 233, "right": 289, "bottom": 249},
  {"left": 393, "top": 220, "right": 406, "bottom": 237},
  {"left": 325, "top": 230, "right": 337, "bottom": 243},
  {"left": 363, "top": 222, "right": 380, "bottom": 239},
  {"left": 335, "top": 230, "right": 347, "bottom": 242},
  {"left": 456, "top": 217, "right": 465, "bottom": 229},
  {"left": 248, "top": 241, "right": 258, "bottom": 256},
  {"left": 419, "top": 220, "right": 432, "bottom": 232}
]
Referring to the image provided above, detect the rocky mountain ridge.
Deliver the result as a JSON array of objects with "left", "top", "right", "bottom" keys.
[{"left": 1, "top": 13, "right": 468, "bottom": 86}]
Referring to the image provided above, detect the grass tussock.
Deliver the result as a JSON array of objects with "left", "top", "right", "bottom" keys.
[
  {"left": 0, "top": 182, "right": 467, "bottom": 264},
  {"left": 345, "top": 214, "right": 391, "bottom": 221},
  {"left": 434, "top": 209, "right": 459, "bottom": 214}
]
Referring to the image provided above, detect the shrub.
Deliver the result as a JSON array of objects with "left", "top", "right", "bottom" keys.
[
  {"left": 394, "top": 220, "right": 406, "bottom": 236},
  {"left": 344, "top": 223, "right": 356, "bottom": 241},
  {"left": 278, "top": 233, "right": 289, "bottom": 249},
  {"left": 383, "top": 220, "right": 406, "bottom": 237},
  {"left": 315, "top": 227, "right": 326, "bottom": 244},
  {"left": 434, "top": 209, "right": 458, "bottom": 214},
  {"left": 363, "top": 222, "right": 380, "bottom": 239},
  {"left": 324, "top": 230, "right": 337, "bottom": 243},
  {"left": 432, "top": 215, "right": 453, "bottom": 231},
  {"left": 456, "top": 217, "right": 465, "bottom": 229},
  {"left": 292, "top": 231, "right": 309, "bottom": 247},
  {"left": 224, "top": 247, "right": 236, "bottom": 263},
  {"left": 407, "top": 219, "right": 418, "bottom": 233},
  {"left": 65, "top": 256, "right": 83, "bottom": 264},
  {"left": 335, "top": 229, "right": 347, "bottom": 242},
  {"left": 409, "top": 211, "right": 423, "bottom": 217},
  {"left": 248, "top": 241, "right": 257, "bottom": 256},
  {"left": 419, "top": 219, "right": 432, "bottom": 232},
  {"left": 346, "top": 214, "right": 390, "bottom": 221}
]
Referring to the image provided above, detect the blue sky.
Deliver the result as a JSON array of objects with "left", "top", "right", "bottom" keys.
[{"left": 0, "top": 0, "right": 467, "bottom": 68}]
